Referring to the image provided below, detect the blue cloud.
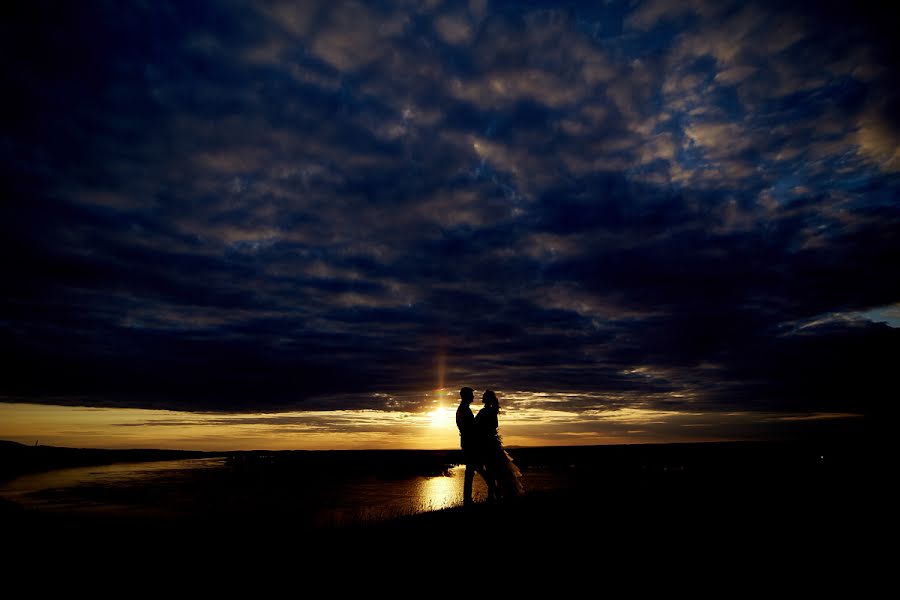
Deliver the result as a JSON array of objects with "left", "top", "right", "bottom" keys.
[{"left": 1, "top": 0, "right": 897, "bottom": 434}]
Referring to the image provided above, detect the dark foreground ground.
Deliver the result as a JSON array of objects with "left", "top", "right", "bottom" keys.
[
  {"left": 1, "top": 439, "right": 878, "bottom": 566},
  {"left": 380, "top": 440, "right": 876, "bottom": 554}
]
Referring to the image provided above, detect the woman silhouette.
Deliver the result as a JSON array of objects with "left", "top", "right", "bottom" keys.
[{"left": 475, "top": 390, "right": 524, "bottom": 500}]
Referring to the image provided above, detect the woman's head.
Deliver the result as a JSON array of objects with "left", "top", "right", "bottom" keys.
[{"left": 482, "top": 389, "right": 499, "bottom": 409}]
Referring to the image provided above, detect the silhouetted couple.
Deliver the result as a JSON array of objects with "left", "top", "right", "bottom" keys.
[{"left": 456, "top": 387, "right": 524, "bottom": 506}]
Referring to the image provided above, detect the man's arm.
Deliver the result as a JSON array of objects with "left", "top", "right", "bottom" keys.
[{"left": 456, "top": 404, "right": 474, "bottom": 432}]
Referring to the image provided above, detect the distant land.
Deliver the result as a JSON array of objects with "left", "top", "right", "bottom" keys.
[
  {"left": 0, "top": 439, "right": 223, "bottom": 481},
  {"left": 0, "top": 437, "right": 863, "bottom": 483},
  {"left": 0, "top": 439, "right": 464, "bottom": 481}
]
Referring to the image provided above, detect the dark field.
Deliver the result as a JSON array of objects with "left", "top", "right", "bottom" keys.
[{"left": 1, "top": 439, "right": 874, "bottom": 560}]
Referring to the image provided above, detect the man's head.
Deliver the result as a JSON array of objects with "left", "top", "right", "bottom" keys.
[{"left": 459, "top": 387, "right": 474, "bottom": 403}]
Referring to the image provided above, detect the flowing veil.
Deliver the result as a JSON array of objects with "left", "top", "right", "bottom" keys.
[
  {"left": 477, "top": 391, "right": 525, "bottom": 499},
  {"left": 493, "top": 442, "right": 525, "bottom": 498}
]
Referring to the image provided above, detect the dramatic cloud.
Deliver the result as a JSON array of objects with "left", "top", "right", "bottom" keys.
[{"left": 2, "top": 0, "right": 896, "bottom": 444}]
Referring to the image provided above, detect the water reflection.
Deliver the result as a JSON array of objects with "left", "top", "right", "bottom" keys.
[
  {"left": 0, "top": 459, "right": 548, "bottom": 524},
  {"left": 0, "top": 458, "right": 224, "bottom": 515},
  {"left": 415, "top": 465, "right": 492, "bottom": 510},
  {"left": 419, "top": 467, "right": 461, "bottom": 510}
]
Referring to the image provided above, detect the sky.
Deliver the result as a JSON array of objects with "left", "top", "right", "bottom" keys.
[{"left": 1, "top": 0, "right": 896, "bottom": 450}]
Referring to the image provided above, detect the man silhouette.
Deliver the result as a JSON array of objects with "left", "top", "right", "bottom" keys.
[{"left": 456, "top": 386, "right": 485, "bottom": 506}]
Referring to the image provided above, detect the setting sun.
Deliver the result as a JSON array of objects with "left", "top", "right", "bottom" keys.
[{"left": 428, "top": 406, "right": 454, "bottom": 428}]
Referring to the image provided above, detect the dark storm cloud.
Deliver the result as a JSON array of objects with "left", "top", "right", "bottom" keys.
[{"left": 2, "top": 0, "right": 897, "bottom": 423}]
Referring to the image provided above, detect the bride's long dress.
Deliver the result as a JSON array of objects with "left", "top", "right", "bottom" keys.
[{"left": 476, "top": 407, "right": 525, "bottom": 499}]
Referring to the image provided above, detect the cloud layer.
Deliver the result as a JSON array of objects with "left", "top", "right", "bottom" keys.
[{"left": 2, "top": 1, "right": 897, "bottom": 437}]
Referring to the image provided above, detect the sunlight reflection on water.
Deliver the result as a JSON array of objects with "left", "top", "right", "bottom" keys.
[
  {"left": 414, "top": 465, "right": 491, "bottom": 510},
  {"left": 0, "top": 459, "right": 546, "bottom": 524},
  {"left": 418, "top": 467, "right": 462, "bottom": 510}
]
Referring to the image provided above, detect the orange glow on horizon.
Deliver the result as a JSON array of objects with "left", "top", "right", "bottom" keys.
[{"left": 0, "top": 400, "right": 862, "bottom": 451}]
